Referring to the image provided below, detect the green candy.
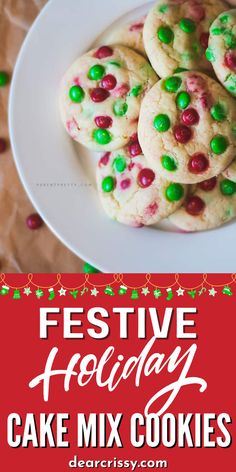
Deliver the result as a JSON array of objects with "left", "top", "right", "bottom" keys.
[
  {"left": 174, "top": 67, "right": 189, "bottom": 73},
  {"left": 220, "top": 14, "right": 229, "bottom": 24},
  {"left": 210, "top": 103, "right": 227, "bottom": 122},
  {"left": 83, "top": 262, "right": 100, "bottom": 274},
  {"left": 159, "top": 4, "right": 169, "bottom": 13},
  {"left": 88, "top": 64, "right": 105, "bottom": 80},
  {"left": 154, "top": 114, "right": 171, "bottom": 132},
  {"left": 113, "top": 100, "right": 128, "bottom": 117},
  {"left": 157, "top": 25, "right": 174, "bottom": 44},
  {"left": 93, "top": 129, "right": 112, "bottom": 145},
  {"left": 165, "top": 183, "right": 184, "bottom": 202},
  {"left": 113, "top": 156, "right": 127, "bottom": 173},
  {"left": 192, "top": 41, "right": 201, "bottom": 55},
  {"left": 211, "top": 26, "right": 225, "bottom": 36},
  {"left": 224, "top": 32, "right": 236, "bottom": 49},
  {"left": 179, "top": 18, "right": 196, "bottom": 34},
  {"left": 0, "top": 70, "right": 9, "bottom": 87},
  {"left": 129, "top": 85, "right": 143, "bottom": 97},
  {"left": 164, "top": 76, "right": 182, "bottom": 93},
  {"left": 107, "top": 61, "right": 121, "bottom": 67},
  {"left": 161, "top": 155, "right": 177, "bottom": 172},
  {"left": 220, "top": 179, "right": 236, "bottom": 196},
  {"left": 69, "top": 85, "right": 85, "bottom": 103},
  {"left": 205, "top": 48, "right": 216, "bottom": 62},
  {"left": 224, "top": 74, "right": 236, "bottom": 95},
  {"left": 210, "top": 135, "right": 228, "bottom": 155},
  {"left": 176, "top": 91, "right": 191, "bottom": 109},
  {"left": 102, "top": 176, "right": 116, "bottom": 193}
]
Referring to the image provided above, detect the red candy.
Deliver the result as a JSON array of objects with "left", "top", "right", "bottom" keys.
[
  {"left": 185, "top": 196, "right": 205, "bottom": 216},
  {"left": 99, "top": 152, "right": 111, "bottom": 167},
  {"left": 186, "top": 74, "right": 206, "bottom": 94},
  {"left": 120, "top": 178, "right": 131, "bottom": 190},
  {"left": 128, "top": 140, "right": 142, "bottom": 157},
  {"left": 0, "top": 138, "right": 7, "bottom": 153},
  {"left": 188, "top": 153, "right": 209, "bottom": 174},
  {"left": 224, "top": 51, "right": 236, "bottom": 71},
  {"left": 94, "top": 46, "right": 113, "bottom": 59},
  {"left": 130, "top": 132, "right": 138, "bottom": 143},
  {"left": 181, "top": 108, "right": 199, "bottom": 126},
  {"left": 95, "top": 116, "right": 113, "bottom": 129},
  {"left": 173, "top": 125, "right": 192, "bottom": 144},
  {"left": 137, "top": 168, "right": 155, "bottom": 188},
  {"left": 129, "top": 22, "right": 144, "bottom": 32},
  {"left": 26, "top": 213, "right": 44, "bottom": 230},
  {"left": 200, "top": 32, "right": 209, "bottom": 50},
  {"left": 90, "top": 88, "right": 110, "bottom": 102},
  {"left": 112, "top": 83, "right": 130, "bottom": 98},
  {"left": 187, "top": 0, "right": 205, "bottom": 21},
  {"left": 198, "top": 177, "right": 217, "bottom": 192},
  {"left": 145, "top": 202, "right": 158, "bottom": 217},
  {"left": 101, "top": 74, "right": 117, "bottom": 90}
]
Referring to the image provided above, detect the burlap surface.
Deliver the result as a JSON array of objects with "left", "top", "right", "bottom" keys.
[{"left": 0, "top": 0, "right": 83, "bottom": 272}]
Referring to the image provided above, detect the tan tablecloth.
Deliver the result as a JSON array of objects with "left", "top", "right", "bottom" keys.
[{"left": 0, "top": 0, "right": 83, "bottom": 272}]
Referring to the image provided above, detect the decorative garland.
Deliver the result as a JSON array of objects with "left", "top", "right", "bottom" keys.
[{"left": 0, "top": 274, "right": 235, "bottom": 300}]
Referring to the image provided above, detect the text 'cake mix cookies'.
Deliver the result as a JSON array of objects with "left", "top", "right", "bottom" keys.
[
  {"left": 101, "top": 17, "right": 147, "bottom": 57},
  {"left": 207, "top": 9, "right": 236, "bottom": 96},
  {"left": 138, "top": 71, "right": 236, "bottom": 184},
  {"left": 143, "top": 0, "right": 227, "bottom": 77},
  {"left": 59, "top": 45, "right": 157, "bottom": 152},
  {"left": 170, "top": 175, "right": 236, "bottom": 230},
  {"left": 96, "top": 135, "right": 187, "bottom": 227}
]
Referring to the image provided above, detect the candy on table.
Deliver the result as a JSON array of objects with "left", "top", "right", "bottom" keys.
[
  {"left": 170, "top": 175, "right": 236, "bottom": 231},
  {"left": 143, "top": 0, "right": 227, "bottom": 77},
  {"left": 207, "top": 9, "right": 236, "bottom": 97},
  {"left": 138, "top": 71, "right": 236, "bottom": 184},
  {"left": 59, "top": 45, "right": 157, "bottom": 152},
  {"left": 96, "top": 135, "right": 187, "bottom": 227},
  {"left": 0, "top": 138, "right": 7, "bottom": 153},
  {"left": 0, "top": 70, "right": 9, "bottom": 86},
  {"left": 26, "top": 213, "right": 44, "bottom": 230}
]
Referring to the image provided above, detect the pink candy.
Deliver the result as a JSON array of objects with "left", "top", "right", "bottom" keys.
[
  {"left": 129, "top": 22, "right": 144, "bottom": 32},
  {"left": 187, "top": 0, "right": 205, "bottom": 21},
  {"left": 186, "top": 74, "right": 212, "bottom": 111},
  {"left": 99, "top": 152, "right": 111, "bottom": 167},
  {"left": 145, "top": 202, "right": 158, "bottom": 217},
  {"left": 112, "top": 83, "right": 130, "bottom": 98},
  {"left": 66, "top": 118, "right": 78, "bottom": 139}
]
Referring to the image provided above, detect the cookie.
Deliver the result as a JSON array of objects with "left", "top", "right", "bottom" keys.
[
  {"left": 170, "top": 175, "right": 236, "bottom": 231},
  {"left": 138, "top": 71, "right": 236, "bottom": 184},
  {"left": 96, "top": 134, "right": 187, "bottom": 227},
  {"left": 207, "top": 10, "right": 236, "bottom": 97},
  {"left": 143, "top": 0, "right": 227, "bottom": 78},
  {"left": 101, "top": 17, "right": 147, "bottom": 57},
  {"left": 59, "top": 46, "right": 157, "bottom": 152},
  {"left": 223, "top": 158, "right": 236, "bottom": 181}
]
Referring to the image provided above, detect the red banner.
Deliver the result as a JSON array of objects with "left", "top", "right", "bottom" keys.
[{"left": 0, "top": 274, "right": 235, "bottom": 471}]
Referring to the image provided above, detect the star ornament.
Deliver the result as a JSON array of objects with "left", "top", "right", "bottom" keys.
[
  {"left": 142, "top": 287, "right": 150, "bottom": 296},
  {"left": 209, "top": 287, "right": 217, "bottom": 297},
  {"left": 24, "top": 287, "right": 32, "bottom": 296},
  {"left": 58, "top": 287, "right": 67, "bottom": 296},
  {"left": 177, "top": 287, "right": 185, "bottom": 296},
  {"left": 91, "top": 288, "right": 99, "bottom": 297}
]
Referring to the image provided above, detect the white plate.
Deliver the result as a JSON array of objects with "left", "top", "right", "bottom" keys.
[{"left": 9, "top": 0, "right": 236, "bottom": 272}]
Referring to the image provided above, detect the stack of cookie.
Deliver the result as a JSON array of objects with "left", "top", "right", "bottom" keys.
[{"left": 60, "top": 0, "right": 236, "bottom": 232}]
